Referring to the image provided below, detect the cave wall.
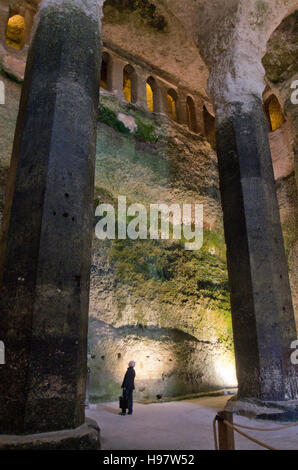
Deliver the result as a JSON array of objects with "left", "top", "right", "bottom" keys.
[
  {"left": 0, "top": 0, "right": 297, "bottom": 402},
  {"left": 0, "top": 70, "right": 237, "bottom": 400},
  {"left": 88, "top": 92, "right": 236, "bottom": 401},
  {"left": 262, "top": 10, "right": 298, "bottom": 325}
]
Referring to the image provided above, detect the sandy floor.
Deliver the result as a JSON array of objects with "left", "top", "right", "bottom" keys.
[{"left": 86, "top": 395, "right": 298, "bottom": 451}]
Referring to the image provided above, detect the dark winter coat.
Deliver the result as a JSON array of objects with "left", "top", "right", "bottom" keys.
[{"left": 121, "top": 367, "right": 135, "bottom": 390}]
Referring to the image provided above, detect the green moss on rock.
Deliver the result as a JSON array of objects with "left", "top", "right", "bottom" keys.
[
  {"left": 107, "top": 234, "right": 232, "bottom": 348},
  {"left": 98, "top": 105, "right": 130, "bottom": 134},
  {"left": 134, "top": 119, "right": 157, "bottom": 143}
]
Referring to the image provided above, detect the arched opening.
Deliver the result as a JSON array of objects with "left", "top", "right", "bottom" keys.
[
  {"left": 146, "top": 82, "right": 154, "bottom": 112},
  {"left": 167, "top": 89, "right": 178, "bottom": 122},
  {"left": 5, "top": 14, "right": 25, "bottom": 50},
  {"left": 100, "top": 52, "right": 110, "bottom": 90},
  {"left": 264, "top": 95, "right": 285, "bottom": 132},
  {"left": 186, "top": 96, "right": 197, "bottom": 132},
  {"left": 146, "top": 76, "right": 158, "bottom": 112},
  {"left": 203, "top": 105, "right": 216, "bottom": 148},
  {"left": 123, "top": 64, "right": 137, "bottom": 104}
]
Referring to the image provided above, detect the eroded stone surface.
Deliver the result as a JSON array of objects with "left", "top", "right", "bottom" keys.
[
  {"left": 0, "top": 0, "right": 101, "bottom": 435},
  {"left": 2, "top": 54, "right": 25, "bottom": 81},
  {"left": 216, "top": 97, "right": 297, "bottom": 400}
]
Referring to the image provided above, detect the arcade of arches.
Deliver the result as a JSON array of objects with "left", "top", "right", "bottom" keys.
[{"left": 0, "top": 0, "right": 297, "bottom": 450}]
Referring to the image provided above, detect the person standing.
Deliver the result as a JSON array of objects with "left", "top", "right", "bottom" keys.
[{"left": 121, "top": 361, "right": 136, "bottom": 415}]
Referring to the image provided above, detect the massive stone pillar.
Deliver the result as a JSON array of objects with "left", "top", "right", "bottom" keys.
[
  {"left": 215, "top": 95, "right": 298, "bottom": 401},
  {"left": 192, "top": 0, "right": 298, "bottom": 405},
  {"left": 0, "top": 0, "right": 101, "bottom": 449}
]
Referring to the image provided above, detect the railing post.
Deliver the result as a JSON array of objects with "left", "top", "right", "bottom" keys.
[{"left": 217, "top": 411, "right": 235, "bottom": 450}]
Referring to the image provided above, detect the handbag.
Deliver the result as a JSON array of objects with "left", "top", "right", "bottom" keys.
[{"left": 119, "top": 395, "right": 128, "bottom": 409}]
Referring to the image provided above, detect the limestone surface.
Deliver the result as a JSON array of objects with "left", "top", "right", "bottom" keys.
[{"left": 0, "top": 0, "right": 297, "bottom": 405}]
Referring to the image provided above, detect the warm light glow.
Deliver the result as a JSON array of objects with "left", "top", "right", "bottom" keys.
[
  {"left": 123, "top": 72, "right": 132, "bottom": 102},
  {"left": 108, "top": 343, "right": 175, "bottom": 395},
  {"left": 213, "top": 356, "right": 237, "bottom": 387},
  {"left": 6, "top": 15, "right": 25, "bottom": 50},
  {"left": 167, "top": 93, "right": 177, "bottom": 121},
  {"left": 268, "top": 96, "right": 284, "bottom": 131},
  {"left": 146, "top": 83, "right": 154, "bottom": 112}
]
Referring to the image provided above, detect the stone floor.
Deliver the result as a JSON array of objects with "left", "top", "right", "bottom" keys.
[{"left": 86, "top": 395, "right": 298, "bottom": 450}]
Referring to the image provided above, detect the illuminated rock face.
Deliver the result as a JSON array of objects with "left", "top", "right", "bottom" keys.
[
  {"left": 87, "top": 92, "right": 236, "bottom": 401},
  {"left": 0, "top": 79, "right": 236, "bottom": 401},
  {"left": 88, "top": 320, "right": 237, "bottom": 402}
]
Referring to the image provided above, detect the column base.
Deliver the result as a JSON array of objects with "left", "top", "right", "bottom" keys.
[
  {"left": 0, "top": 419, "right": 100, "bottom": 450},
  {"left": 225, "top": 396, "right": 298, "bottom": 422}
]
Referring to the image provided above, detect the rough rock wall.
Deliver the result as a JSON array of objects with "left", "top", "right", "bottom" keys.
[
  {"left": 0, "top": 69, "right": 237, "bottom": 401},
  {"left": 263, "top": 11, "right": 298, "bottom": 325},
  {"left": 88, "top": 92, "right": 236, "bottom": 401},
  {"left": 101, "top": 1, "right": 209, "bottom": 98},
  {"left": 0, "top": 0, "right": 235, "bottom": 403},
  {"left": 1, "top": 0, "right": 209, "bottom": 97}
]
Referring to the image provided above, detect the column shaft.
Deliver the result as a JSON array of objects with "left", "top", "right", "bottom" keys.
[
  {"left": 177, "top": 91, "right": 188, "bottom": 126},
  {"left": 216, "top": 97, "right": 298, "bottom": 400},
  {"left": 0, "top": 1, "right": 101, "bottom": 434},
  {"left": 136, "top": 72, "right": 148, "bottom": 109},
  {"left": 110, "top": 57, "right": 124, "bottom": 99},
  {"left": 156, "top": 85, "right": 168, "bottom": 115}
]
